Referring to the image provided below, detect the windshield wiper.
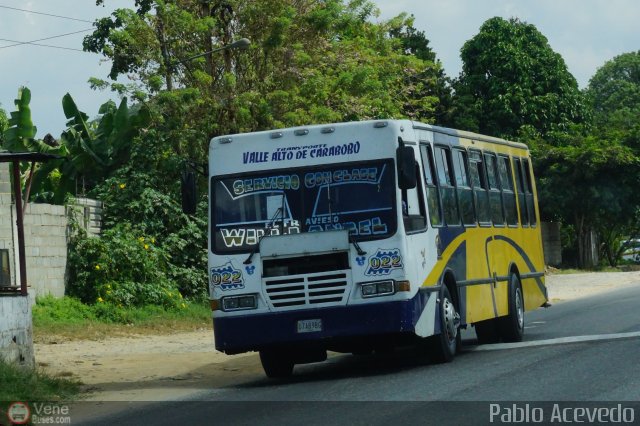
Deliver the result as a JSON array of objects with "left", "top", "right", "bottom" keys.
[
  {"left": 243, "top": 206, "right": 283, "bottom": 265},
  {"left": 350, "top": 233, "right": 366, "bottom": 256}
]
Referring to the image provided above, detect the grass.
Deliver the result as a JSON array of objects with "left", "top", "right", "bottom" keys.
[
  {"left": 32, "top": 296, "right": 211, "bottom": 343},
  {"left": 0, "top": 359, "right": 80, "bottom": 401}
]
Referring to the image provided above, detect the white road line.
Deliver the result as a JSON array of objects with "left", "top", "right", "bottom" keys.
[{"left": 467, "top": 331, "right": 640, "bottom": 351}]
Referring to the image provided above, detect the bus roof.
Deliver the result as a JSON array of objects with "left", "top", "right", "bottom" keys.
[
  {"left": 209, "top": 119, "right": 529, "bottom": 151},
  {"left": 412, "top": 122, "right": 529, "bottom": 150}
]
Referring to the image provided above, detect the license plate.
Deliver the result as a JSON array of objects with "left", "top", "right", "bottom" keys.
[{"left": 297, "top": 318, "right": 322, "bottom": 333}]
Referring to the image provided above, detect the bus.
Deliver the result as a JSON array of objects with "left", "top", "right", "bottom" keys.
[{"left": 202, "top": 119, "right": 548, "bottom": 378}]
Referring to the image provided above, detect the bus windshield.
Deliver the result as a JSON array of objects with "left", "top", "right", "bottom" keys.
[{"left": 212, "top": 159, "right": 397, "bottom": 253}]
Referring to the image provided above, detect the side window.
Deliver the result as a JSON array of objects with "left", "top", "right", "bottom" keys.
[
  {"left": 468, "top": 150, "right": 491, "bottom": 226},
  {"left": 402, "top": 160, "right": 427, "bottom": 233},
  {"left": 523, "top": 159, "right": 537, "bottom": 226},
  {"left": 498, "top": 156, "right": 518, "bottom": 227},
  {"left": 484, "top": 153, "right": 505, "bottom": 226},
  {"left": 452, "top": 149, "right": 476, "bottom": 226},
  {"left": 435, "top": 146, "right": 461, "bottom": 226},
  {"left": 513, "top": 158, "right": 529, "bottom": 227},
  {"left": 420, "top": 144, "right": 443, "bottom": 227}
]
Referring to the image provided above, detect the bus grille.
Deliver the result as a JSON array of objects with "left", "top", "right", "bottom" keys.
[{"left": 264, "top": 271, "right": 349, "bottom": 309}]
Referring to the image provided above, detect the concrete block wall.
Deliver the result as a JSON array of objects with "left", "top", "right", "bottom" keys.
[
  {"left": 542, "top": 221, "right": 562, "bottom": 267},
  {"left": 23, "top": 203, "right": 68, "bottom": 297},
  {"left": 0, "top": 295, "right": 35, "bottom": 368},
  {"left": 67, "top": 197, "right": 103, "bottom": 236},
  {"left": 1, "top": 164, "right": 103, "bottom": 297}
]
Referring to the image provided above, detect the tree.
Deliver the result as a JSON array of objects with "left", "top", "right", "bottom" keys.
[
  {"left": 29, "top": 94, "right": 151, "bottom": 204},
  {"left": 388, "top": 13, "right": 453, "bottom": 125},
  {"left": 534, "top": 134, "right": 640, "bottom": 268},
  {"left": 1, "top": 87, "right": 151, "bottom": 204},
  {"left": 1, "top": 88, "right": 53, "bottom": 154},
  {"left": 587, "top": 51, "right": 640, "bottom": 149},
  {"left": 452, "top": 17, "right": 588, "bottom": 139},
  {"left": 83, "top": 0, "right": 448, "bottom": 159},
  {"left": 577, "top": 51, "right": 640, "bottom": 265},
  {"left": 0, "top": 106, "right": 8, "bottom": 144},
  {"left": 74, "top": 0, "right": 450, "bottom": 300}
]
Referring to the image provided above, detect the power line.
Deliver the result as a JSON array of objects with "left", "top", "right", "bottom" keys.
[
  {"left": 0, "top": 38, "right": 85, "bottom": 52},
  {"left": 0, "top": 4, "right": 93, "bottom": 23},
  {"left": 0, "top": 28, "right": 94, "bottom": 50}
]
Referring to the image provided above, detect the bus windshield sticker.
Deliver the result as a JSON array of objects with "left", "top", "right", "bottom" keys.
[
  {"left": 365, "top": 248, "right": 403, "bottom": 276},
  {"left": 210, "top": 262, "right": 245, "bottom": 291},
  {"left": 212, "top": 159, "right": 397, "bottom": 253}
]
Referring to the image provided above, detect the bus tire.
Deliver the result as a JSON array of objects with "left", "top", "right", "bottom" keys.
[
  {"left": 499, "top": 273, "right": 525, "bottom": 342},
  {"left": 259, "top": 350, "right": 294, "bottom": 379},
  {"left": 429, "top": 285, "right": 460, "bottom": 363},
  {"left": 474, "top": 319, "right": 500, "bottom": 344}
]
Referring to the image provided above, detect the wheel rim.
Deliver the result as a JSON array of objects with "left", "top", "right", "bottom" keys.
[
  {"left": 442, "top": 297, "right": 459, "bottom": 343},
  {"left": 515, "top": 287, "right": 524, "bottom": 330}
]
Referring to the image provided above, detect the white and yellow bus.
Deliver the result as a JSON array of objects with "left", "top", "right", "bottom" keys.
[{"left": 204, "top": 119, "right": 548, "bottom": 377}]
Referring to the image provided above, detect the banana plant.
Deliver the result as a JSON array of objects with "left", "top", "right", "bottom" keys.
[
  {"left": 35, "top": 93, "right": 150, "bottom": 203},
  {"left": 2, "top": 87, "right": 58, "bottom": 154},
  {"left": 1, "top": 87, "right": 62, "bottom": 207},
  {"left": 3, "top": 87, "right": 151, "bottom": 204}
]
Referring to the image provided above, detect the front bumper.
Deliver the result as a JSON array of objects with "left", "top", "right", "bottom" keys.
[{"left": 214, "top": 291, "right": 434, "bottom": 354}]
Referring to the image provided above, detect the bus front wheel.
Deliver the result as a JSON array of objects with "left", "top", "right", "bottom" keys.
[
  {"left": 429, "top": 285, "right": 460, "bottom": 363},
  {"left": 499, "top": 273, "right": 525, "bottom": 342},
  {"left": 259, "top": 350, "right": 294, "bottom": 378}
]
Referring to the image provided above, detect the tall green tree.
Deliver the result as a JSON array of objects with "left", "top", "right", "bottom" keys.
[
  {"left": 587, "top": 51, "right": 640, "bottom": 149},
  {"left": 534, "top": 135, "right": 640, "bottom": 268},
  {"left": 452, "top": 17, "right": 588, "bottom": 139},
  {"left": 83, "top": 0, "right": 448, "bottom": 159},
  {"left": 78, "top": 0, "right": 451, "bottom": 300},
  {"left": 388, "top": 13, "right": 453, "bottom": 125}
]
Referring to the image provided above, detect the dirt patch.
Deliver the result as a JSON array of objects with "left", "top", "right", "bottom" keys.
[
  {"left": 34, "top": 271, "right": 640, "bottom": 401},
  {"left": 35, "top": 330, "right": 263, "bottom": 401},
  {"left": 545, "top": 271, "right": 640, "bottom": 303}
]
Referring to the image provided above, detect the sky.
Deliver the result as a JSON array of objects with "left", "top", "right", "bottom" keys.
[{"left": 1, "top": 0, "right": 639, "bottom": 138}]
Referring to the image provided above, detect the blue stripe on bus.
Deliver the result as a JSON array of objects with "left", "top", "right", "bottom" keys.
[
  {"left": 490, "top": 235, "right": 546, "bottom": 296},
  {"left": 436, "top": 227, "right": 468, "bottom": 324},
  {"left": 438, "top": 226, "right": 466, "bottom": 252}
]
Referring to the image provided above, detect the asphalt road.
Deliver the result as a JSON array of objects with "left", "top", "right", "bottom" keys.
[{"left": 80, "top": 285, "right": 640, "bottom": 425}]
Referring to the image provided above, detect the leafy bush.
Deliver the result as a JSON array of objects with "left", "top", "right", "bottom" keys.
[
  {"left": 66, "top": 223, "right": 183, "bottom": 308},
  {"left": 91, "top": 157, "right": 208, "bottom": 300}
]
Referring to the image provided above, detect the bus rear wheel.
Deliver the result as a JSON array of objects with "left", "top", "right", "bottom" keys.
[
  {"left": 429, "top": 285, "right": 460, "bottom": 363},
  {"left": 498, "top": 273, "right": 525, "bottom": 342},
  {"left": 259, "top": 350, "right": 294, "bottom": 378}
]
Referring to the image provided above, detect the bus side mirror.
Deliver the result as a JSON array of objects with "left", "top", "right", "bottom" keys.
[
  {"left": 396, "top": 144, "right": 417, "bottom": 190},
  {"left": 181, "top": 170, "right": 197, "bottom": 215}
]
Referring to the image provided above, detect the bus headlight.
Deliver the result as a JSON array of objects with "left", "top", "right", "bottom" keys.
[
  {"left": 360, "top": 280, "right": 396, "bottom": 298},
  {"left": 222, "top": 294, "right": 258, "bottom": 311}
]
